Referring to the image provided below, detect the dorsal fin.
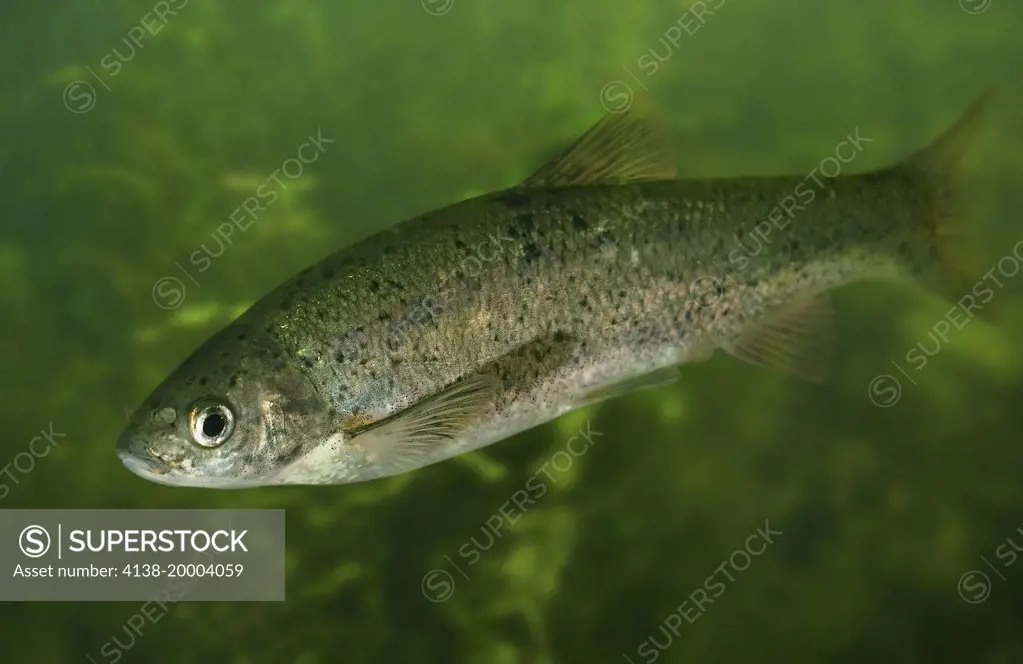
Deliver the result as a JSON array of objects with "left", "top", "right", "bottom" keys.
[
  {"left": 521, "top": 97, "right": 677, "bottom": 188},
  {"left": 907, "top": 89, "right": 993, "bottom": 175}
]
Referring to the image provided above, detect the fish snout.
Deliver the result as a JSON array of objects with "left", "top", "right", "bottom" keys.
[{"left": 116, "top": 432, "right": 170, "bottom": 478}]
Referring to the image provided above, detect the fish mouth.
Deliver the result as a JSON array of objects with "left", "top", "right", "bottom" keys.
[
  {"left": 118, "top": 449, "right": 165, "bottom": 477},
  {"left": 115, "top": 431, "right": 270, "bottom": 489},
  {"left": 116, "top": 431, "right": 172, "bottom": 479}
]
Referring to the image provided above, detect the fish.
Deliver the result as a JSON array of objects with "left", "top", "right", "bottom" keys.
[{"left": 117, "top": 92, "right": 992, "bottom": 488}]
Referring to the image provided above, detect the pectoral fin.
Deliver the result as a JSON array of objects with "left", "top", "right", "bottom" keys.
[
  {"left": 722, "top": 294, "right": 834, "bottom": 383},
  {"left": 346, "top": 374, "right": 501, "bottom": 473}
]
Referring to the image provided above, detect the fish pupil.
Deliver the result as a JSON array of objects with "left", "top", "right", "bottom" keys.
[{"left": 203, "top": 412, "right": 226, "bottom": 438}]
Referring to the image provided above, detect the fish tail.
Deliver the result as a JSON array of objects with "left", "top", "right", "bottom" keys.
[{"left": 898, "top": 90, "right": 996, "bottom": 319}]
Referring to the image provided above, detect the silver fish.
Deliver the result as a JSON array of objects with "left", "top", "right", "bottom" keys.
[{"left": 117, "top": 93, "right": 991, "bottom": 487}]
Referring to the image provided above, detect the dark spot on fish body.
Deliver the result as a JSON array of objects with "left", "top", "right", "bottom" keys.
[
  {"left": 519, "top": 211, "right": 536, "bottom": 236},
  {"left": 454, "top": 239, "right": 467, "bottom": 251},
  {"left": 499, "top": 190, "right": 532, "bottom": 209},
  {"left": 522, "top": 241, "right": 542, "bottom": 264},
  {"left": 572, "top": 214, "right": 587, "bottom": 231},
  {"left": 369, "top": 280, "right": 380, "bottom": 293}
]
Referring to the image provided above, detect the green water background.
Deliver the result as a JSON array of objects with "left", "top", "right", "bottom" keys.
[{"left": 1, "top": 0, "right": 1022, "bottom": 661}]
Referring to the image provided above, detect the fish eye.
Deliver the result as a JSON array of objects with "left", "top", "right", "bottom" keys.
[{"left": 189, "top": 400, "right": 235, "bottom": 448}]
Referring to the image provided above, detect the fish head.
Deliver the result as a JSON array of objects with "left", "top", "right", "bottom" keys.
[{"left": 117, "top": 323, "right": 337, "bottom": 488}]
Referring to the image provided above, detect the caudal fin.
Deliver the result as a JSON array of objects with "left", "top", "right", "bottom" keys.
[{"left": 901, "top": 90, "right": 995, "bottom": 318}]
